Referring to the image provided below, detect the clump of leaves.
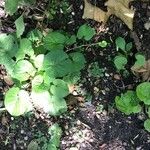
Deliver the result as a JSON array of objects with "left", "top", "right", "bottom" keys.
[
  {"left": 115, "top": 90, "right": 141, "bottom": 115},
  {"left": 114, "top": 36, "right": 132, "bottom": 71},
  {"left": 0, "top": 23, "right": 95, "bottom": 117},
  {"left": 115, "top": 82, "right": 150, "bottom": 132}
]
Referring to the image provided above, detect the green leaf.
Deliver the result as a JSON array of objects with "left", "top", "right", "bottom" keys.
[
  {"left": 33, "top": 54, "right": 44, "bottom": 70},
  {"left": 49, "top": 96, "right": 67, "bottom": 116},
  {"left": 0, "top": 34, "right": 18, "bottom": 56},
  {"left": 114, "top": 55, "right": 127, "bottom": 70},
  {"left": 48, "top": 124, "right": 62, "bottom": 148},
  {"left": 69, "top": 52, "right": 86, "bottom": 71},
  {"left": 4, "top": 87, "right": 32, "bottom": 116},
  {"left": 50, "top": 79, "right": 69, "bottom": 98},
  {"left": 31, "top": 90, "right": 52, "bottom": 113},
  {"left": 15, "top": 15, "right": 25, "bottom": 38},
  {"left": 43, "top": 49, "right": 68, "bottom": 68},
  {"left": 126, "top": 42, "right": 133, "bottom": 52},
  {"left": 44, "top": 32, "right": 66, "bottom": 51},
  {"left": 98, "top": 40, "right": 108, "bottom": 48},
  {"left": 63, "top": 72, "right": 80, "bottom": 85},
  {"left": 12, "top": 60, "right": 36, "bottom": 81},
  {"left": 77, "top": 24, "right": 96, "bottom": 41},
  {"left": 144, "top": 119, "right": 150, "bottom": 132},
  {"left": 136, "top": 82, "right": 150, "bottom": 105},
  {"left": 134, "top": 54, "right": 146, "bottom": 68},
  {"left": 0, "top": 53, "right": 15, "bottom": 75},
  {"left": 115, "top": 91, "right": 141, "bottom": 115},
  {"left": 16, "top": 38, "right": 34, "bottom": 60},
  {"left": 65, "top": 35, "right": 76, "bottom": 45},
  {"left": 31, "top": 91, "right": 67, "bottom": 116},
  {"left": 5, "top": 0, "right": 20, "bottom": 15},
  {"left": 27, "top": 29, "right": 43, "bottom": 42},
  {"left": 115, "top": 37, "right": 126, "bottom": 51}
]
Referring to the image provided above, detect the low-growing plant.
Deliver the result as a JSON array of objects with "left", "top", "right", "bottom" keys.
[
  {"left": 88, "top": 62, "right": 104, "bottom": 78},
  {"left": 115, "top": 82, "right": 150, "bottom": 132},
  {"left": 0, "top": 21, "right": 100, "bottom": 117},
  {"left": 114, "top": 37, "right": 133, "bottom": 71}
]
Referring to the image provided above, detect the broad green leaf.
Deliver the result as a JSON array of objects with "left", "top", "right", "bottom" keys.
[
  {"left": 50, "top": 79, "right": 69, "bottom": 98},
  {"left": 33, "top": 54, "right": 44, "bottom": 70},
  {"left": 15, "top": 15, "right": 25, "bottom": 38},
  {"left": 13, "top": 60, "right": 36, "bottom": 81},
  {"left": 115, "top": 37, "right": 126, "bottom": 51},
  {"left": 44, "top": 59, "right": 73, "bottom": 79},
  {"left": 4, "top": 87, "right": 32, "bottom": 116},
  {"left": 48, "top": 96, "right": 67, "bottom": 116},
  {"left": 0, "top": 53, "right": 15, "bottom": 75},
  {"left": 52, "top": 59, "right": 73, "bottom": 77},
  {"left": 114, "top": 55, "right": 127, "bottom": 70},
  {"left": 134, "top": 54, "right": 146, "bottom": 68},
  {"left": 43, "top": 50, "right": 68, "bottom": 68},
  {"left": 31, "top": 91, "right": 67, "bottom": 115},
  {"left": 44, "top": 32, "right": 66, "bottom": 51},
  {"left": 0, "top": 34, "right": 18, "bottom": 56},
  {"left": 69, "top": 52, "right": 86, "bottom": 71},
  {"left": 65, "top": 35, "right": 76, "bottom": 45},
  {"left": 77, "top": 24, "right": 96, "bottom": 41},
  {"left": 63, "top": 72, "right": 80, "bottom": 85},
  {"left": 48, "top": 124, "right": 62, "bottom": 148},
  {"left": 115, "top": 91, "right": 141, "bottom": 115},
  {"left": 144, "top": 119, "right": 150, "bottom": 132},
  {"left": 31, "top": 90, "right": 52, "bottom": 113},
  {"left": 16, "top": 38, "right": 34, "bottom": 60},
  {"left": 136, "top": 82, "right": 150, "bottom": 105},
  {"left": 5, "top": 0, "right": 20, "bottom": 15}
]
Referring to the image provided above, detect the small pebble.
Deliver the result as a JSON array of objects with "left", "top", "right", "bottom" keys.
[
  {"left": 71, "top": 12, "right": 75, "bottom": 16},
  {"left": 21, "top": 130, "right": 24, "bottom": 134}
]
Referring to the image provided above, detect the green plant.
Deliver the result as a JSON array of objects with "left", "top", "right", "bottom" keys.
[
  {"left": 1, "top": 22, "right": 90, "bottom": 116},
  {"left": 115, "top": 90, "right": 141, "bottom": 115},
  {"left": 114, "top": 55, "right": 127, "bottom": 71},
  {"left": 114, "top": 37, "right": 133, "bottom": 71},
  {"left": 5, "top": 0, "right": 36, "bottom": 15},
  {"left": 88, "top": 62, "right": 104, "bottom": 78},
  {"left": 28, "top": 123, "right": 62, "bottom": 150},
  {"left": 132, "top": 53, "right": 146, "bottom": 68},
  {"left": 115, "top": 37, "right": 132, "bottom": 55},
  {"left": 98, "top": 40, "right": 108, "bottom": 48},
  {"left": 115, "top": 82, "right": 150, "bottom": 132},
  {"left": 77, "top": 24, "right": 96, "bottom": 41}
]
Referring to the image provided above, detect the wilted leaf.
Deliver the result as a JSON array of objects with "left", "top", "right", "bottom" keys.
[{"left": 131, "top": 59, "right": 150, "bottom": 81}]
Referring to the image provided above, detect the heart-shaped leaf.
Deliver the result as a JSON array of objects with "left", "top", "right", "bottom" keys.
[{"left": 4, "top": 87, "right": 32, "bottom": 116}]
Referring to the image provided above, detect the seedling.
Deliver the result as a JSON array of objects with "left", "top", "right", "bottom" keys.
[{"left": 115, "top": 82, "right": 150, "bottom": 132}]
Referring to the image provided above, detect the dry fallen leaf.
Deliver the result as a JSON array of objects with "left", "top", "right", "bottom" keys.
[
  {"left": 83, "top": 0, "right": 147, "bottom": 30},
  {"left": 83, "top": 0, "right": 109, "bottom": 23},
  {"left": 131, "top": 59, "right": 150, "bottom": 81}
]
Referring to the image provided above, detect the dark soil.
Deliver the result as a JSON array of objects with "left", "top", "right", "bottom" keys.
[{"left": 0, "top": 0, "right": 150, "bottom": 150}]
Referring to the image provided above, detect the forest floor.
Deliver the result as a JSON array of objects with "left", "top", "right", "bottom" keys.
[{"left": 0, "top": 0, "right": 150, "bottom": 150}]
